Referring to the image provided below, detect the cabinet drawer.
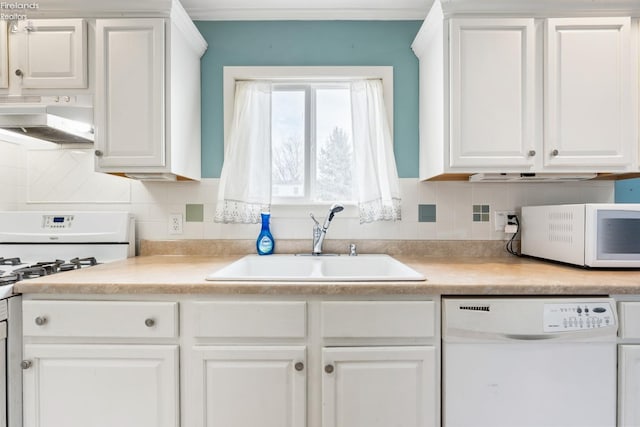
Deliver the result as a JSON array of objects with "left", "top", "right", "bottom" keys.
[
  {"left": 23, "top": 301, "right": 178, "bottom": 338},
  {"left": 618, "top": 302, "right": 640, "bottom": 338},
  {"left": 191, "top": 301, "right": 306, "bottom": 339},
  {"left": 321, "top": 301, "right": 435, "bottom": 339}
]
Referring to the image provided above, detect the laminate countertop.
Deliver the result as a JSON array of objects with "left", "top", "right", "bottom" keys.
[{"left": 12, "top": 254, "right": 640, "bottom": 295}]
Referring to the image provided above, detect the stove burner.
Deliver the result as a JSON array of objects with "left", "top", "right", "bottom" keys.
[
  {"left": 70, "top": 257, "right": 98, "bottom": 267},
  {"left": 13, "top": 266, "right": 48, "bottom": 279},
  {"left": 0, "top": 273, "right": 21, "bottom": 285},
  {"left": 59, "top": 263, "right": 80, "bottom": 272},
  {"left": 0, "top": 256, "right": 101, "bottom": 282},
  {"left": 33, "top": 260, "right": 65, "bottom": 275}
]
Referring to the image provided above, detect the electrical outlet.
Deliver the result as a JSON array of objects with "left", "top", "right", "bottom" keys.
[
  {"left": 494, "top": 210, "right": 516, "bottom": 232},
  {"left": 168, "top": 213, "right": 183, "bottom": 235}
]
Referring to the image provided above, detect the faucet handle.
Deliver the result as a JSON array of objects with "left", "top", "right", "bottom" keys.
[
  {"left": 309, "top": 213, "right": 320, "bottom": 226},
  {"left": 349, "top": 243, "right": 357, "bottom": 256}
]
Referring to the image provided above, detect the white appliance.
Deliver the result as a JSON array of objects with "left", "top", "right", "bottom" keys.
[
  {"left": 0, "top": 211, "right": 135, "bottom": 427},
  {"left": 521, "top": 203, "right": 640, "bottom": 268},
  {"left": 443, "top": 297, "right": 618, "bottom": 427}
]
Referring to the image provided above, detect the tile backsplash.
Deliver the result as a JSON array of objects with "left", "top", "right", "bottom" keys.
[
  {"left": 0, "top": 142, "right": 26, "bottom": 211},
  {"left": 0, "top": 145, "right": 616, "bottom": 244}
]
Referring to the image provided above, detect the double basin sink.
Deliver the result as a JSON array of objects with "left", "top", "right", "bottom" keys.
[{"left": 206, "top": 254, "right": 425, "bottom": 282}]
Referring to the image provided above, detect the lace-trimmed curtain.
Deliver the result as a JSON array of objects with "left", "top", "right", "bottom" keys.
[
  {"left": 351, "top": 79, "right": 402, "bottom": 223},
  {"left": 214, "top": 81, "right": 272, "bottom": 224}
]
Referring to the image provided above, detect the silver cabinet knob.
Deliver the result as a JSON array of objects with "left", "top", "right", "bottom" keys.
[
  {"left": 294, "top": 362, "right": 304, "bottom": 371},
  {"left": 34, "top": 316, "right": 47, "bottom": 326},
  {"left": 21, "top": 360, "right": 32, "bottom": 370},
  {"left": 94, "top": 150, "right": 103, "bottom": 157},
  {"left": 144, "top": 318, "right": 155, "bottom": 327},
  {"left": 15, "top": 69, "right": 23, "bottom": 77},
  {"left": 324, "top": 364, "right": 334, "bottom": 374},
  {"left": 551, "top": 149, "right": 559, "bottom": 156},
  {"left": 528, "top": 150, "right": 536, "bottom": 157}
]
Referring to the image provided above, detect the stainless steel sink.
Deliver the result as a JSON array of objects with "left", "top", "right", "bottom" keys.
[{"left": 205, "top": 254, "right": 425, "bottom": 282}]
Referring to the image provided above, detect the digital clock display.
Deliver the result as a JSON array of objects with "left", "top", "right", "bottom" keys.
[{"left": 53, "top": 217, "right": 65, "bottom": 223}]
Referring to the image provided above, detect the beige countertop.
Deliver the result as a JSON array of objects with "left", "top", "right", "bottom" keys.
[{"left": 13, "top": 254, "right": 640, "bottom": 295}]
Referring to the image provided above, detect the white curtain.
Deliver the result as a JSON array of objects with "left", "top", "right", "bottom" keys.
[
  {"left": 351, "top": 79, "right": 402, "bottom": 223},
  {"left": 214, "top": 81, "right": 272, "bottom": 224}
]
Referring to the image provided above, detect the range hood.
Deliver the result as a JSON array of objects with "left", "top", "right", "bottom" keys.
[
  {"left": 469, "top": 172, "right": 597, "bottom": 182},
  {"left": 0, "top": 103, "right": 94, "bottom": 145}
]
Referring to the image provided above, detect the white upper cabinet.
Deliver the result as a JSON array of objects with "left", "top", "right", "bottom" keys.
[
  {"left": 0, "top": 21, "right": 8, "bottom": 89},
  {"left": 412, "top": 2, "right": 639, "bottom": 180},
  {"left": 94, "top": 19, "right": 165, "bottom": 169},
  {"left": 94, "top": 5, "right": 207, "bottom": 181},
  {"left": 6, "top": 19, "right": 87, "bottom": 90},
  {"left": 449, "top": 18, "right": 535, "bottom": 169},
  {"left": 544, "top": 17, "right": 633, "bottom": 168}
]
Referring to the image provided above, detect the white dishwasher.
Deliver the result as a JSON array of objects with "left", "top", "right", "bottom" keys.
[{"left": 443, "top": 297, "right": 618, "bottom": 427}]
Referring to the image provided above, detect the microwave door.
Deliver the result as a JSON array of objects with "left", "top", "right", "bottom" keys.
[{"left": 586, "top": 209, "right": 640, "bottom": 267}]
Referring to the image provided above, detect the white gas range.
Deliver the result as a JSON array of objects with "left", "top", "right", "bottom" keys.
[{"left": 0, "top": 211, "right": 135, "bottom": 427}]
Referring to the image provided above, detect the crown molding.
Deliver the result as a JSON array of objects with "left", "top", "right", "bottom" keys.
[{"left": 184, "top": 7, "right": 429, "bottom": 21}]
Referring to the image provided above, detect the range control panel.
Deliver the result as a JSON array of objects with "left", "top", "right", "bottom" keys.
[
  {"left": 41, "top": 215, "right": 74, "bottom": 230},
  {"left": 543, "top": 302, "right": 615, "bottom": 332}
]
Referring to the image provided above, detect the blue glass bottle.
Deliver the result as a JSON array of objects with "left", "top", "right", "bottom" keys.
[{"left": 256, "top": 212, "right": 275, "bottom": 255}]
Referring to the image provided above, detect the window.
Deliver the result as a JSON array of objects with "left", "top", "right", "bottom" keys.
[
  {"left": 222, "top": 66, "right": 394, "bottom": 208},
  {"left": 271, "top": 83, "right": 354, "bottom": 203},
  {"left": 216, "top": 67, "right": 401, "bottom": 224}
]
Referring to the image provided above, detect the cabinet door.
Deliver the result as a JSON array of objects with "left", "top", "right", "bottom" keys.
[
  {"left": 545, "top": 17, "right": 633, "bottom": 168},
  {"left": 95, "top": 19, "right": 165, "bottom": 169},
  {"left": 322, "top": 346, "right": 437, "bottom": 427},
  {"left": 0, "top": 21, "right": 8, "bottom": 89},
  {"left": 189, "top": 346, "right": 306, "bottom": 427},
  {"left": 619, "top": 345, "right": 640, "bottom": 426},
  {"left": 23, "top": 344, "right": 178, "bottom": 427},
  {"left": 449, "top": 19, "right": 536, "bottom": 169},
  {"left": 10, "top": 19, "right": 87, "bottom": 88}
]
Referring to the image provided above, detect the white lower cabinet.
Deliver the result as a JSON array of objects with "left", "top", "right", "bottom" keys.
[
  {"left": 24, "top": 297, "right": 439, "bottom": 427},
  {"left": 618, "top": 301, "right": 640, "bottom": 426},
  {"left": 21, "top": 300, "right": 180, "bottom": 427},
  {"left": 619, "top": 346, "right": 640, "bottom": 426},
  {"left": 322, "top": 346, "right": 436, "bottom": 427},
  {"left": 22, "top": 344, "right": 178, "bottom": 427},
  {"left": 190, "top": 346, "right": 307, "bottom": 427}
]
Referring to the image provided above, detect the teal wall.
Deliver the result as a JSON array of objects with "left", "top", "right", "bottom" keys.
[
  {"left": 615, "top": 178, "right": 640, "bottom": 203},
  {"left": 194, "top": 20, "right": 423, "bottom": 178}
]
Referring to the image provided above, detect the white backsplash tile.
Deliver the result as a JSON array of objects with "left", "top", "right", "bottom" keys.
[
  {"left": 1, "top": 143, "right": 618, "bottom": 243},
  {"left": 26, "top": 149, "right": 131, "bottom": 204},
  {"left": 0, "top": 142, "right": 26, "bottom": 209}
]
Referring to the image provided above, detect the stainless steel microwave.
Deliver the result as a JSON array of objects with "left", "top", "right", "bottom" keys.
[{"left": 521, "top": 203, "right": 640, "bottom": 268}]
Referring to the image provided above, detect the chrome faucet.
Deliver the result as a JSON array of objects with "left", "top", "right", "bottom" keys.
[{"left": 310, "top": 203, "right": 344, "bottom": 255}]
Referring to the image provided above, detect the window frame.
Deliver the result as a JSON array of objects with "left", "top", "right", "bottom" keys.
[{"left": 222, "top": 66, "right": 394, "bottom": 208}]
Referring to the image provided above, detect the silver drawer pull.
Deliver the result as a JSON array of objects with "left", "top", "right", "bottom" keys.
[
  {"left": 145, "top": 318, "right": 156, "bottom": 327},
  {"left": 324, "top": 364, "right": 334, "bottom": 374},
  {"left": 21, "top": 360, "right": 32, "bottom": 370},
  {"left": 294, "top": 362, "right": 304, "bottom": 371},
  {"left": 34, "top": 316, "right": 47, "bottom": 326}
]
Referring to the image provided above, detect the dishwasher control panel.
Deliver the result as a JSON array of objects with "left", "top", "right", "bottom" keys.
[{"left": 544, "top": 302, "right": 615, "bottom": 332}]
